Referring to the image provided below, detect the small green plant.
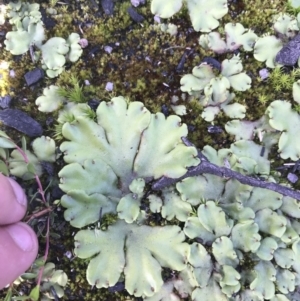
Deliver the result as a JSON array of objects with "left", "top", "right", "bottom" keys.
[
  {"left": 48, "top": 0, "right": 59, "bottom": 8},
  {"left": 294, "top": 103, "right": 300, "bottom": 113},
  {"left": 268, "top": 67, "right": 300, "bottom": 92},
  {"left": 286, "top": 0, "right": 300, "bottom": 15},
  {"left": 58, "top": 97, "right": 199, "bottom": 296},
  {"left": 180, "top": 54, "right": 250, "bottom": 121},
  {"left": 52, "top": 103, "right": 96, "bottom": 141},
  {"left": 9, "top": 259, "right": 68, "bottom": 301},
  {"left": 4, "top": 1, "right": 45, "bottom": 55},
  {"left": 57, "top": 75, "right": 86, "bottom": 103},
  {"left": 258, "top": 94, "right": 269, "bottom": 104}
]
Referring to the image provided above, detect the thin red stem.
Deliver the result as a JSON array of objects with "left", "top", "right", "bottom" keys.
[
  {"left": 12, "top": 143, "right": 46, "bottom": 203},
  {"left": 36, "top": 216, "right": 50, "bottom": 286}
]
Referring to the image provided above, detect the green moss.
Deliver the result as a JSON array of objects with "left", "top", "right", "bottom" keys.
[
  {"left": 286, "top": 0, "right": 300, "bottom": 15},
  {"left": 294, "top": 103, "right": 300, "bottom": 113},
  {"left": 228, "top": 0, "right": 285, "bottom": 31},
  {"left": 256, "top": 93, "right": 268, "bottom": 105},
  {"left": 57, "top": 75, "right": 87, "bottom": 103}
]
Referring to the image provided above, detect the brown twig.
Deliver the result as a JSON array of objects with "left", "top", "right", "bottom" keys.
[
  {"left": 25, "top": 207, "right": 53, "bottom": 223},
  {"left": 152, "top": 139, "right": 300, "bottom": 201}
]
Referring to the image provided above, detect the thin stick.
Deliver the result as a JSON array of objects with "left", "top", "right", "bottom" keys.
[
  {"left": 11, "top": 142, "right": 46, "bottom": 204},
  {"left": 36, "top": 216, "right": 50, "bottom": 287},
  {"left": 152, "top": 140, "right": 300, "bottom": 200}
]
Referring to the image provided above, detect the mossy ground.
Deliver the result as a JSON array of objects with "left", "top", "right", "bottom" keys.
[{"left": 0, "top": 0, "right": 298, "bottom": 300}]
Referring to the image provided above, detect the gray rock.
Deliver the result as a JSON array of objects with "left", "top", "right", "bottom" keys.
[
  {"left": 207, "top": 125, "right": 223, "bottom": 134},
  {"left": 0, "top": 95, "right": 12, "bottom": 109},
  {"left": 275, "top": 34, "right": 300, "bottom": 66},
  {"left": 127, "top": 6, "right": 145, "bottom": 23},
  {"left": 202, "top": 57, "right": 221, "bottom": 71},
  {"left": 24, "top": 68, "right": 44, "bottom": 86},
  {"left": 0, "top": 109, "right": 43, "bottom": 137},
  {"left": 287, "top": 172, "right": 298, "bottom": 184},
  {"left": 101, "top": 0, "right": 114, "bottom": 15},
  {"left": 259, "top": 68, "right": 269, "bottom": 80},
  {"left": 108, "top": 282, "right": 125, "bottom": 293}
]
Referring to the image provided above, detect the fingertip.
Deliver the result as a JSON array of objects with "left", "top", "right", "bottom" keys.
[
  {"left": 0, "top": 174, "right": 27, "bottom": 225},
  {"left": 0, "top": 222, "right": 38, "bottom": 289},
  {"left": 7, "top": 177, "right": 27, "bottom": 206},
  {"left": 5, "top": 223, "right": 38, "bottom": 252}
]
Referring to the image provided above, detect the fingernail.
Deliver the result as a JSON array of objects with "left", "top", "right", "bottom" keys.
[
  {"left": 7, "top": 178, "right": 26, "bottom": 206},
  {"left": 5, "top": 224, "right": 34, "bottom": 252}
]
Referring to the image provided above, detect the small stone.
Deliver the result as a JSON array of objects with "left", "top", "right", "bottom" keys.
[
  {"left": 101, "top": 0, "right": 114, "bottom": 15},
  {"left": 275, "top": 34, "right": 300, "bottom": 66},
  {"left": 131, "top": 0, "right": 140, "bottom": 7},
  {"left": 0, "top": 109, "right": 43, "bottom": 137},
  {"left": 0, "top": 95, "right": 12, "bottom": 109},
  {"left": 287, "top": 172, "right": 298, "bottom": 183},
  {"left": 171, "top": 95, "right": 179, "bottom": 104},
  {"left": 201, "top": 57, "right": 221, "bottom": 71},
  {"left": 79, "top": 38, "right": 88, "bottom": 48},
  {"left": 104, "top": 45, "right": 113, "bottom": 53},
  {"left": 88, "top": 99, "right": 101, "bottom": 110},
  {"left": 108, "top": 282, "right": 125, "bottom": 293},
  {"left": 105, "top": 82, "right": 114, "bottom": 91},
  {"left": 161, "top": 104, "right": 169, "bottom": 117},
  {"left": 154, "top": 15, "right": 161, "bottom": 23},
  {"left": 127, "top": 6, "right": 145, "bottom": 23},
  {"left": 24, "top": 68, "right": 44, "bottom": 86},
  {"left": 207, "top": 125, "right": 223, "bottom": 134},
  {"left": 259, "top": 68, "right": 269, "bottom": 80},
  {"left": 64, "top": 251, "right": 73, "bottom": 259},
  {"left": 9, "top": 70, "right": 16, "bottom": 78}
]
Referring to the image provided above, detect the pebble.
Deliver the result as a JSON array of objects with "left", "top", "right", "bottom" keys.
[{"left": 0, "top": 109, "right": 43, "bottom": 137}]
